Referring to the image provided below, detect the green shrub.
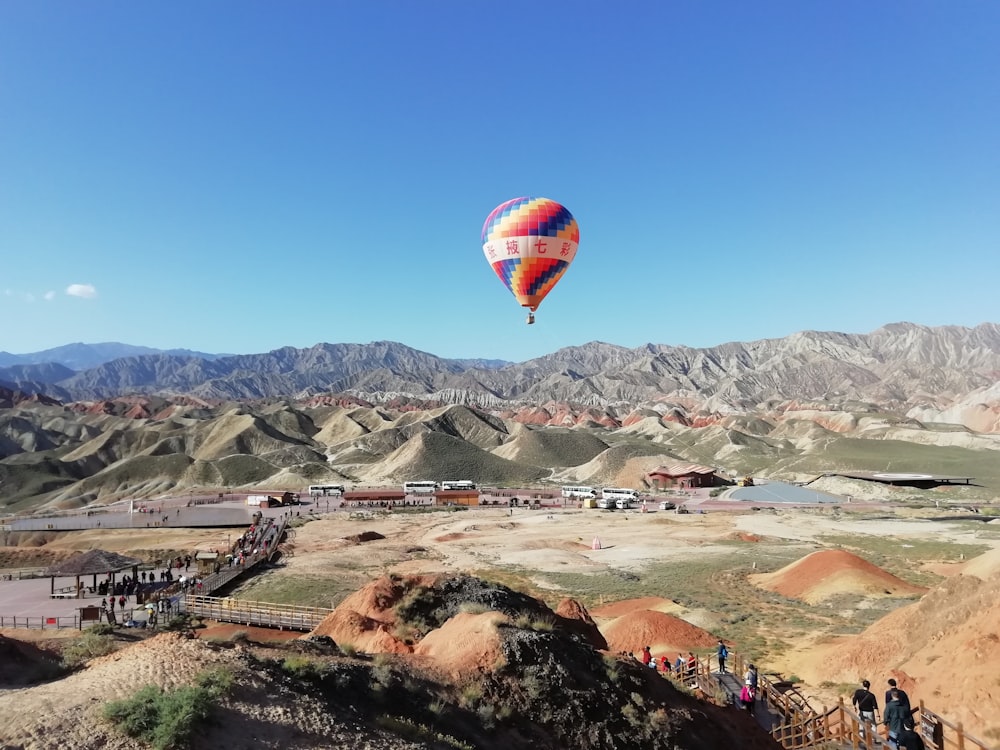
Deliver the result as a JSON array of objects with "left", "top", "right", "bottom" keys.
[
  {"left": 104, "top": 680, "right": 219, "bottom": 750},
  {"left": 282, "top": 656, "right": 322, "bottom": 681},
  {"left": 89, "top": 623, "right": 116, "bottom": 636},
  {"left": 149, "top": 686, "right": 214, "bottom": 750},
  {"left": 104, "top": 685, "right": 162, "bottom": 737},
  {"left": 195, "top": 666, "right": 234, "bottom": 697},
  {"left": 459, "top": 683, "right": 481, "bottom": 708},
  {"left": 374, "top": 715, "right": 473, "bottom": 750},
  {"left": 163, "top": 613, "right": 192, "bottom": 632},
  {"left": 62, "top": 631, "right": 117, "bottom": 668},
  {"left": 372, "top": 662, "right": 395, "bottom": 694},
  {"left": 512, "top": 613, "right": 554, "bottom": 632}
]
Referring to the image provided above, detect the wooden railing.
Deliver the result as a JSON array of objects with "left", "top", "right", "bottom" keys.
[
  {"left": 183, "top": 594, "right": 330, "bottom": 631},
  {"left": 670, "top": 649, "right": 994, "bottom": 750},
  {"left": 194, "top": 517, "right": 287, "bottom": 596}
]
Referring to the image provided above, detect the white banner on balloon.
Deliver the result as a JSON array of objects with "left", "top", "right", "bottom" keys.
[{"left": 482, "top": 237, "right": 578, "bottom": 265}]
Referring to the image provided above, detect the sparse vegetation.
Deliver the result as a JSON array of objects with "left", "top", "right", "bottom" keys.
[
  {"left": 103, "top": 667, "right": 232, "bottom": 750},
  {"left": 61, "top": 631, "right": 117, "bottom": 668},
  {"left": 374, "top": 715, "right": 474, "bottom": 750},
  {"left": 281, "top": 655, "right": 323, "bottom": 680}
]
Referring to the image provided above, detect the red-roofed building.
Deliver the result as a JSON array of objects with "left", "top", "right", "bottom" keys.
[{"left": 647, "top": 463, "right": 726, "bottom": 489}]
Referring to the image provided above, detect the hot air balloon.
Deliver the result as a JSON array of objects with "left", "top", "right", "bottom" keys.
[{"left": 481, "top": 196, "right": 579, "bottom": 324}]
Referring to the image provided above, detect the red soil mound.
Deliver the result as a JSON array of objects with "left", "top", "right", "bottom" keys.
[
  {"left": 602, "top": 610, "right": 718, "bottom": 657},
  {"left": 309, "top": 608, "right": 411, "bottom": 654},
  {"left": 554, "top": 598, "right": 607, "bottom": 650},
  {"left": 413, "top": 611, "right": 507, "bottom": 677},
  {"left": 332, "top": 574, "right": 432, "bottom": 626},
  {"left": 309, "top": 574, "right": 440, "bottom": 654},
  {"left": 750, "top": 549, "right": 926, "bottom": 604},
  {"left": 590, "top": 596, "right": 678, "bottom": 619}
]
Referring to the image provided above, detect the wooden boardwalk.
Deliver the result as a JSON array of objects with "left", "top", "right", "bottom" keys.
[
  {"left": 700, "top": 652, "right": 996, "bottom": 750},
  {"left": 183, "top": 594, "right": 330, "bottom": 632}
]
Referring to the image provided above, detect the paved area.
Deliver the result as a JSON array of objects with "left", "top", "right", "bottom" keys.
[
  {"left": 729, "top": 481, "right": 842, "bottom": 504},
  {"left": 0, "top": 571, "right": 181, "bottom": 624}
]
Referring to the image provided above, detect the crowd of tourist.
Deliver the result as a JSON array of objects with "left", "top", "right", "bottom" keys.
[{"left": 852, "top": 678, "right": 926, "bottom": 750}]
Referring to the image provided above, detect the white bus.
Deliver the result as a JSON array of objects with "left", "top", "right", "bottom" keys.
[
  {"left": 308, "top": 484, "right": 345, "bottom": 497},
  {"left": 440, "top": 480, "right": 477, "bottom": 491},
  {"left": 403, "top": 481, "right": 438, "bottom": 495},
  {"left": 561, "top": 486, "right": 596, "bottom": 499},
  {"left": 602, "top": 488, "right": 639, "bottom": 509}
]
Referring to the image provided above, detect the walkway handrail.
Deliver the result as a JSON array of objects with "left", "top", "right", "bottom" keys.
[
  {"left": 183, "top": 594, "right": 330, "bottom": 632},
  {"left": 718, "top": 650, "right": 995, "bottom": 750}
]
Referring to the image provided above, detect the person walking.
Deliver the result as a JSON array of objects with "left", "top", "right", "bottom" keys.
[
  {"left": 897, "top": 720, "right": 926, "bottom": 750},
  {"left": 884, "top": 689, "right": 909, "bottom": 748},
  {"left": 852, "top": 680, "right": 879, "bottom": 736},
  {"left": 716, "top": 639, "right": 729, "bottom": 674},
  {"left": 885, "top": 678, "right": 912, "bottom": 717}
]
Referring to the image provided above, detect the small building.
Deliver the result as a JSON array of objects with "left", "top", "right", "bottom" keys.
[
  {"left": 195, "top": 551, "right": 220, "bottom": 575},
  {"left": 648, "top": 463, "right": 727, "bottom": 490},
  {"left": 433, "top": 489, "right": 481, "bottom": 507}
]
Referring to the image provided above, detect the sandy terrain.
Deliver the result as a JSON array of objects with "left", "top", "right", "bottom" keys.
[{"left": 3, "top": 500, "right": 999, "bottom": 744}]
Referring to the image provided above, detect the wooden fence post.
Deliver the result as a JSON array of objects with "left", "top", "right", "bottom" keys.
[{"left": 956, "top": 722, "right": 965, "bottom": 750}]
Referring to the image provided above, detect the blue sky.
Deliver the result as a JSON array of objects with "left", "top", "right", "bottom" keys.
[{"left": 2, "top": 2, "right": 997, "bottom": 362}]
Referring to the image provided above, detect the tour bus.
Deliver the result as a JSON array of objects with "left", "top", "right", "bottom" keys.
[
  {"left": 308, "top": 484, "right": 345, "bottom": 497},
  {"left": 403, "top": 481, "right": 439, "bottom": 495},
  {"left": 601, "top": 487, "right": 640, "bottom": 509},
  {"left": 561, "top": 485, "right": 596, "bottom": 499},
  {"left": 439, "top": 480, "right": 477, "bottom": 491}
]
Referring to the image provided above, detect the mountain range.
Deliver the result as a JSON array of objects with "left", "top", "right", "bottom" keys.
[
  {"left": 2, "top": 323, "right": 1000, "bottom": 421},
  {"left": 2, "top": 322, "right": 999, "bottom": 513}
]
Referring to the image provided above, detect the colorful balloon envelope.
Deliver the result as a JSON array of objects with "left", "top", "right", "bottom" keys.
[{"left": 481, "top": 197, "right": 579, "bottom": 323}]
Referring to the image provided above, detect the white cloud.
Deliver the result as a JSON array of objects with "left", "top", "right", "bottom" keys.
[
  {"left": 66, "top": 283, "right": 98, "bottom": 299},
  {"left": 43, "top": 290, "right": 56, "bottom": 301}
]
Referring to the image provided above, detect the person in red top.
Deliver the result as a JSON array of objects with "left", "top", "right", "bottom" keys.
[{"left": 641, "top": 645, "right": 652, "bottom": 666}]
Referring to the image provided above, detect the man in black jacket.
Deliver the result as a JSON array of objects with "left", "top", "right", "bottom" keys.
[
  {"left": 885, "top": 678, "right": 912, "bottom": 716},
  {"left": 884, "top": 689, "right": 910, "bottom": 748},
  {"left": 897, "top": 721, "right": 926, "bottom": 750},
  {"left": 852, "top": 680, "right": 879, "bottom": 732}
]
